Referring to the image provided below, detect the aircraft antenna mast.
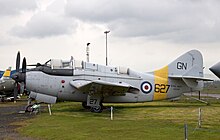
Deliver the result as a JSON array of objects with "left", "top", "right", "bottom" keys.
[
  {"left": 86, "top": 43, "right": 90, "bottom": 62},
  {"left": 104, "top": 30, "right": 110, "bottom": 66}
]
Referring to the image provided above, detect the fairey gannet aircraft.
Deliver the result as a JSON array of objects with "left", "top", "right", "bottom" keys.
[{"left": 12, "top": 50, "right": 210, "bottom": 113}]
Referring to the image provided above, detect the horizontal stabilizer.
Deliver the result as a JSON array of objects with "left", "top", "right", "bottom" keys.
[
  {"left": 169, "top": 75, "right": 213, "bottom": 81},
  {"left": 169, "top": 75, "right": 212, "bottom": 91}
]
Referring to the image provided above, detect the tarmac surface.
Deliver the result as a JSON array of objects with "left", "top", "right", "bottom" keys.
[
  {"left": 184, "top": 92, "right": 220, "bottom": 98},
  {"left": 0, "top": 101, "right": 36, "bottom": 140}
]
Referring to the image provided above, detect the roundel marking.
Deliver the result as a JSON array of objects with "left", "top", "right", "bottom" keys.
[{"left": 141, "top": 81, "right": 152, "bottom": 94}]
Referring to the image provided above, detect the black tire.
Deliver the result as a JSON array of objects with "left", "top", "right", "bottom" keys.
[
  {"left": 90, "top": 105, "right": 103, "bottom": 113},
  {"left": 25, "top": 105, "right": 33, "bottom": 112},
  {"left": 1, "top": 98, "right": 4, "bottom": 102},
  {"left": 82, "top": 102, "right": 91, "bottom": 109}
]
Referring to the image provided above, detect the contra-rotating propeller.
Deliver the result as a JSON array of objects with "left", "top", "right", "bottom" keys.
[{"left": 11, "top": 51, "right": 27, "bottom": 101}]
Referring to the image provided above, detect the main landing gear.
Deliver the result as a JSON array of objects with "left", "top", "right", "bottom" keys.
[
  {"left": 90, "top": 104, "right": 104, "bottom": 113},
  {"left": 82, "top": 102, "right": 91, "bottom": 109},
  {"left": 82, "top": 95, "right": 105, "bottom": 113},
  {"left": 25, "top": 97, "right": 40, "bottom": 113},
  {"left": 82, "top": 102, "right": 104, "bottom": 113}
]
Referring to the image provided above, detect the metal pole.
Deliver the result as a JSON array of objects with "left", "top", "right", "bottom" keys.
[
  {"left": 198, "top": 108, "right": 201, "bottom": 128},
  {"left": 184, "top": 123, "right": 188, "bottom": 140},
  {"left": 104, "top": 31, "right": 110, "bottom": 66},
  {"left": 48, "top": 104, "right": 52, "bottom": 115},
  {"left": 110, "top": 106, "right": 113, "bottom": 120},
  {"left": 86, "top": 43, "right": 90, "bottom": 62},
  {"left": 106, "top": 33, "right": 107, "bottom": 66}
]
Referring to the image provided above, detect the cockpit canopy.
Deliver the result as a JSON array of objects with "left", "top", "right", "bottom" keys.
[
  {"left": 41, "top": 57, "right": 140, "bottom": 78},
  {"left": 47, "top": 58, "right": 131, "bottom": 75},
  {"left": 50, "top": 59, "right": 73, "bottom": 69},
  {"left": 45, "top": 58, "right": 81, "bottom": 69}
]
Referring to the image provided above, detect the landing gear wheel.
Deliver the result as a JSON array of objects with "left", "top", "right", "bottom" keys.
[
  {"left": 82, "top": 102, "right": 91, "bottom": 109},
  {"left": 1, "top": 97, "right": 4, "bottom": 102},
  {"left": 25, "top": 104, "right": 33, "bottom": 112},
  {"left": 90, "top": 106, "right": 103, "bottom": 113},
  {"left": 90, "top": 103, "right": 104, "bottom": 113}
]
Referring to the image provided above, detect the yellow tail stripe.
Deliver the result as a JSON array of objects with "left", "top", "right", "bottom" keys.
[
  {"left": 153, "top": 66, "right": 168, "bottom": 100},
  {"left": 3, "top": 70, "right": 11, "bottom": 77}
]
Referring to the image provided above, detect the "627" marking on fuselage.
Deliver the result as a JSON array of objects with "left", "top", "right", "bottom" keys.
[{"left": 154, "top": 84, "right": 170, "bottom": 93}]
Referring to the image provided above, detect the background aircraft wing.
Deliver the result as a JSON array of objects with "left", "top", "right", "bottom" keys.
[{"left": 70, "top": 80, "right": 139, "bottom": 96}]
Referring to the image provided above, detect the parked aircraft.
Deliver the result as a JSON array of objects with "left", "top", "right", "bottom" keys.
[
  {"left": 0, "top": 67, "right": 16, "bottom": 101},
  {"left": 12, "top": 50, "right": 211, "bottom": 112},
  {"left": 210, "top": 62, "right": 220, "bottom": 79},
  {"left": 0, "top": 69, "right": 16, "bottom": 78},
  {"left": 0, "top": 70, "right": 4, "bottom": 78}
]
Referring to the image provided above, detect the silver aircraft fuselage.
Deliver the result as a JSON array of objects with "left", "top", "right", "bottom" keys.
[{"left": 26, "top": 64, "right": 190, "bottom": 103}]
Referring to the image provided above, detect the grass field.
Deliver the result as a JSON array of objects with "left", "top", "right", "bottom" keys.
[
  {"left": 17, "top": 98, "right": 220, "bottom": 140},
  {"left": 202, "top": 89, "right": 220, "bottom": 94}
]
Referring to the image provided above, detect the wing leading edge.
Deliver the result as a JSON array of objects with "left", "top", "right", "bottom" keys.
[{"left": 70, "top": 80, "right": 139, "bottom": 96}]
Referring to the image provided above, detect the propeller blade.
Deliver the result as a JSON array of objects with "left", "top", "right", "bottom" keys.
[
  {"left": 16, "top": 51, "right": 20, "bottom": 72},
  {"left": 22, "top": 57, "right": 27, "bottom": 73},
  {"left": 13, "top": 83, "right": 18, "bottom": 101}
]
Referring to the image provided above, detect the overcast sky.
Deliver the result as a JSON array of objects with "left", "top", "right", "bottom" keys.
[{"left": 0, "top": 0, "right": 220, "bottom": 77}]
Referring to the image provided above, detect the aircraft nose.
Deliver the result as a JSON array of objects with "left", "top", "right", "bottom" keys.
[
  {"left": 11, "top": 72, "right": 25, "bottom": 83},
  {"left": 11, "top": 73, "right": 18, "bottom": 81},
  {"left": 209, "top": 62, "right": 220, "bottom": 79}
]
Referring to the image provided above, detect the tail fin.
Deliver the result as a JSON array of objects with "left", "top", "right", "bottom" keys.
[
  {"left": 1, "top": 67, "right": 12, "bottom": 80},
  {"left": 154, "top": 50, "right": 209, "bottom": 91},
  {"left": 168, "top": 49, "right": 203, "bottom": 78}
]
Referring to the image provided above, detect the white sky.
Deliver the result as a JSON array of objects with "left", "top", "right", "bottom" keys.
[{"left": 0, "top": 0, "right": 220, "bottom": 78}]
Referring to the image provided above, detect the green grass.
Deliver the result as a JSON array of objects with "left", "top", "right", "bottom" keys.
[
  {"left": 202, "top": 89, "right": 220, "bottom": 94},
  {"left": 17, "top": 99, "right": 220, "bottom": 140}
]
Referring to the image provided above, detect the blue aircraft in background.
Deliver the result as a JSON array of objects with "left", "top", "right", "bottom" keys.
[
  {"left": 0, "top": 70, "right": 3, "bottom": 78},
  {"left": 0, "top": 69, "right": 16, "bottom": 78},
  {"left": 0, "top": 68, "right": 21, "bottom": 101}
]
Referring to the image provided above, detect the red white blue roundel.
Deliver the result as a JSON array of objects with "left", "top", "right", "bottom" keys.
[{"left": 141, "top": 81, "right": 152, "bottom": 94}]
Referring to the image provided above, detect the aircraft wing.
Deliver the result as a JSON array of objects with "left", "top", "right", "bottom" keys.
[{"left": 69, "top": 80, "right": 139, "bottom": 96}]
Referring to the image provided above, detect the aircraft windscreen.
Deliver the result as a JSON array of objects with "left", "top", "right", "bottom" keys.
[{"left": 45, "top": 59, "right": 51, "bottom": 67}]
